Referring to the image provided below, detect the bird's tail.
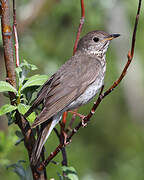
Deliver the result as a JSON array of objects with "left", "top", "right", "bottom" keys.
[{"left": 31, "top": 118, "right": 58, "bottom": 165}]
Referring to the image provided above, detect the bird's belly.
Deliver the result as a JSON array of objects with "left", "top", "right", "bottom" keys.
[{"left": 67, "top": 77, "right": 104, "bottom": 110}]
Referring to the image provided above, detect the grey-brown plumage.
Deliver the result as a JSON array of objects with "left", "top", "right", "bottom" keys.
[{"left": 24, "top": 30, "right": 120, "bottom": 165}]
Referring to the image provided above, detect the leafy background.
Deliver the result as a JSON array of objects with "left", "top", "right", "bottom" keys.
[{"left": 0, "top": 0, "right": 144, "bottom": 179}]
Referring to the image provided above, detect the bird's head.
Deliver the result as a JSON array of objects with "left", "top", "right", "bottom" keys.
[{"left": 77, "top": 30, "right": 120, "bottom": 57}]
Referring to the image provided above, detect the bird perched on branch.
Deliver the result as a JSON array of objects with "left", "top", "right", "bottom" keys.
[{"left": 24, "top": 30, "right": 120, "bottom": 165}]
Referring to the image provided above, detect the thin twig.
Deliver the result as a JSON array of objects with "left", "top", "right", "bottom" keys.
[
  {"left": 37, "top": 0, "right": 142, "bottom": 171},
  {"left": 73, "top": 0, "right": 85, "bottom": 55},
  {"left": 60, "top": 0, "right": 85, "bottom": 167},
  {"left": 13, "top": 0, "right": 20, "bottom": 67}
]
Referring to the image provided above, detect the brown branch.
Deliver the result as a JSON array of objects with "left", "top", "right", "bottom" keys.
[
  {"left": 1, "top": 0, "right": 16, "bottom": 89},
  {"left": 37, "top": 0, "right": 142, "bottom": 171},
  {"left": 73, "top": 0, "right": 85, "bottom": 55}
]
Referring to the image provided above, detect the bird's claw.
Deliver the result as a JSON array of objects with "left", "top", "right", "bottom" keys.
[
  {"left": 61, "top": 130, "right": 71, "bottom": 145},
  {"left": 68, "top": 110, "right": 87, "bottom": 127},
  {"left": 68, "top": 110, "right": 86, "bottom": 120}
]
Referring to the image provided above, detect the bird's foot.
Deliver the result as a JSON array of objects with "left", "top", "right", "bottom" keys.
[
  {"left": 68, "top": 110, "right": 85, "bottom": 119},
  {"left": 68, "top": 110, "right": 87, "bottom": 127},
  {"left": 62, "top": 130, "right": 71, "bottom": 145},
  {"left": 59, "top": 123, "right": 71, "bottom": 145}
]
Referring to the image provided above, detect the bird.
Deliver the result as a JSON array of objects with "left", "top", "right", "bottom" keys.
[{"left": 24, "top": 30, "right": 120, "bottom": 165}]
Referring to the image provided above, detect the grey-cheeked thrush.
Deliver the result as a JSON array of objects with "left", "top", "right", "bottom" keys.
[{"left": 24, "top": 30, "right": 120, "bottom": 164}]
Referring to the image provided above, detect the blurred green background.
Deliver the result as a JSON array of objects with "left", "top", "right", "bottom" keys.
[{"left": 0, "top": 0, "right": 144, "bottom": 179}]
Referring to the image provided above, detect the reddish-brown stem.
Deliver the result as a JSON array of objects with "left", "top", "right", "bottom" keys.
[
  {"left": 37, "top": 144, "right": 63, "bottom": 172},
  {"left": 130, "top": 0, "right": 141, "bottom": 58},
  {"left": 73, "top": 0, "right": 85, "bottom": 55},
  {"left": 37, "top": 0, "right": 142, "bottom": 171},
  {"left": 13, "top": 0, "right": 19, "bottom": 67}
]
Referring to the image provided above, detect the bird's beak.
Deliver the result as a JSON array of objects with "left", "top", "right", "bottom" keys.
[{"left": 103, "top": 34, "right": 120, "bottom": 41}]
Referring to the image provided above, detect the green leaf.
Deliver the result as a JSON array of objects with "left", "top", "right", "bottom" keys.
[
  {"left": 62, "top": 166, "right": 79, "bottom": 180},
  {"left": 7, "top": 111, "right": 16, "bottom": 126},
  {"left": 21, "top": 75, "right": 48, "bottom": 91},
  {"left": 15, "top": 66, "right": 22, "bottom": 76},
  {"left": 16, "top": 60, "right": 38, "bottom": 86},
  {"left": 18, "top": 103, "right": 36, "bottom": 122},
  {"left": 0, "top": 104, "right": 17, "bottom": 116},
  {"left": 15, "top": 66, "right": 22, "bottom": 81},
  {"left": 17, "top": 103, "right": 28, "bottom": 115},
  {"left": 15, "top": 130, "right": 23, "bottom": 138},
  {"left": 0, "top": 81, "right": 17, "bottom": 93},
  {"left": 22, "top": 59, "right": 38, "bottom": 71},
  {"left": 22, "top": 86, "right": 39, "bottom": 103}
]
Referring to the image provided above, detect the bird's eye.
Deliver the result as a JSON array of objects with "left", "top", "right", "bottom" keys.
[{"left": 93, "top": 37, "right": 99, "bottom": 42}]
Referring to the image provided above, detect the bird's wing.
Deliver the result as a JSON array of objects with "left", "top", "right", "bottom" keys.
[
  {"left": 24, "top": 74, "right": 59, "bottom": 118},
  {"left": 32, "top": 54, "right": 103, "bottom": 128}
]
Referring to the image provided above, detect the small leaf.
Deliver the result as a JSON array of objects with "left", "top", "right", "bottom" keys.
[
  {"left": 21, "top": 75, "right": 48, "bottom": 91},
  {"left": 17, "top": 103, "right": 28, "bottom": 115},
  {"left": 15, "top": 66, "right": 22, "bottom": 77},
  {"left": 16, "top": 60, "right": 38, "bottom": 85},
  {"left": 22, "top": 59, "right": 38, "bottom": 71},
  {"left": 15, "top": 130, "right": 24, "bottom": 139},
  {"left": 0, "top": 104, "right": 17, "bottom": 116},
  {"left": 0, "top": 81, "right": 17, "bottom": 93},
  {"left": 62, "top": 166, "right": 79, "bottom": 180},
  {"left": 18, "top": 103, "right": 36, "bottom": 122},
  {"left": 7, "top": 111, "right": 16, "bottom": 126},
  {"left": 22, "top": 86, "right": 39, "bottom": 103}
]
